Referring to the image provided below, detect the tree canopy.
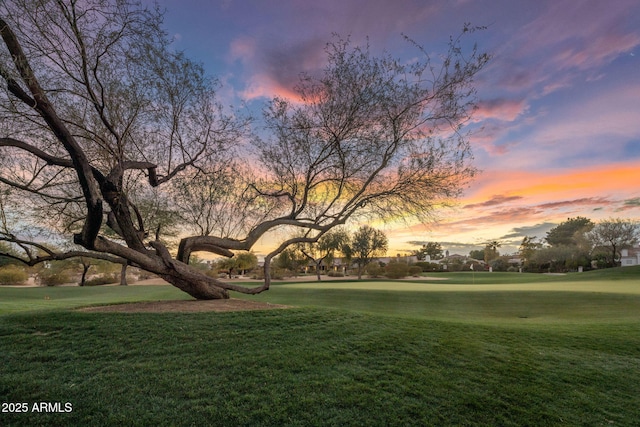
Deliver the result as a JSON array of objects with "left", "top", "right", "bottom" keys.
[
  {"left": 350, "top": 225, "right": 389, "bottom": 279},
  {"left": 0, "top": 0, "right": 489, "bottom": 299},
  {"left": 587, "top": 218, "right": 639, "bottom": 268},
  {"left": 414, "top": 242, "right": 443, "bottom": 260},
  {"left": 545, "top": 217, "right": 594, "bottom": 247},
  {"left": 298, "top": 228, "right": 350, "bottom": 280}
]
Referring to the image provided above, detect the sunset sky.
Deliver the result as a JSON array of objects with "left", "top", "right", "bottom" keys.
[{"left": 150, "top": 0, "right": 640, "bottom": 256}]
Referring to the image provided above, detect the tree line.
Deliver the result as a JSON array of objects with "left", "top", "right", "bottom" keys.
[
  {"left": 517, "top": 217, "right": 639, "bottom": 272},
  {"left": 419, "top": 217, "right": 639, "bottom": 273}
]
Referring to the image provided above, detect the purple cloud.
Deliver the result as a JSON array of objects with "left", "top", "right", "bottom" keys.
[{"left": 475, "top": 98, "right": 528, "bottom": 122}]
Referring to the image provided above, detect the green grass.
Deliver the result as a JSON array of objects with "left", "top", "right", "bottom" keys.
[
  {"left": 248, "top": 266, "right": 640, "bottom": 325},
  {"left": 1, "top": 266, "right": 639, "bottom": 426},
  {"left": 0, "top": 285, "right": 191, "bottom": 315},
  {"left": 2, "top": 309, "right": 639, "bottom": 426}
]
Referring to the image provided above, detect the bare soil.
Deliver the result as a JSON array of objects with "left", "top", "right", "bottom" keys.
[{"left": 79, "top": 299, "right": 290, "bottom": 313}]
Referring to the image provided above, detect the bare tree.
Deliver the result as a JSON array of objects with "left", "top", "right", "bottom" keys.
[
  {"left": 587, "top": 218, "right": 639, "bottom": 268},
  {"left": 0, "top": 0, "right": 488, "bottom": 299}
]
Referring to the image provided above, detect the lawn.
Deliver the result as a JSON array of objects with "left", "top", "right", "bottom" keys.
[
  {"left": 0, "top": 284, "right": 191, "bottom": 315},
  {"left": 1, "top": 267, "right": 639, "bottom": 426}
]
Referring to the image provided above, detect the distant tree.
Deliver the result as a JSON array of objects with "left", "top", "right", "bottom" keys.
[
  {"left": 77, "top": 257, "right": 93, "bottom": 287},
  {"left": 74, "top": 256, "right": 128, "bottom": 286},
  {"left": 414, "top": 242, "right": 443, "bottom": 261},
  {"left": 349, "top": 226, "right": 388, "bottom": 279},
  {"left": 298, "top": 229, "right": 350, "bottom": 281},
  {"left": 468, "top": 249, "right": 485, "bottom": 260},
  {"left": 445, "top": 256, "right": 465, "bottom": 272},
  {"left": 215, "top": 252, "right": 257, "bottom": 278},
  {"left": 234, "top": 252, "right": 258, "bottom": 276},
  {"left": 483, "top": 241, "right": 501, "bottom": 263},
  {"left": 587, "top": 218, "right": 639, "bottom": 268},
  {"left": 518, "top": 236, "right": 543, "bottom": 270},
  {"left": 216, "top": 257, "right": 237, "bottom": 279},
  {"left": 200, "top": 251, "right": 258, "bottom": 278},
  {"left": 545, "top": 217, "right": 594, "bottom": 247},
  {"left": 489, "top": 256, "right": 510, "bottom": 272},
  {"left": 273, "top": 247, "right": 307, "bottom": 276},
  {"left": 529, "top": 248, "right": 586, "bottom": 273},
  {"left": 188, "top": 254, "right": 208, "bottom": 269},
  {"left": 0, "top": 242, "right": 19, "bottom": 267}
]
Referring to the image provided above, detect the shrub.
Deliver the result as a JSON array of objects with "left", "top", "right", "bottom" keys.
[
  {"left": 489, "top": 257, "right": 510, "bottom": 272},
  {"left": 0, "top": 265, "right": 29, "bottom": 285},
  {"left": 446, "top": 262, "right": 463, "bottom": 272},
  {"left": 365, "top": 262, "right": 384, "bottom": 278},
  {"left": 39, "top": 270, "right": 72, "bottom": 286},
  {"left": 84, "top": 274, "right": 119, "bottom": 286},
  {"left": 385, "top": 262, "right": 409, "bottom": 279},
  {"left": 327, "top": 271, "right": 344, "bottom": 277},
  {"left": 409, "top": 266, "right": 423, "bottom": 277},
  {"left": 251, "top": 267, "right": 287, "bottom": 280},
  {"left": 136, "top": 270, "right": 158, "bottom": 280},
  {"left": 414, "top": 261, "right": 441, "bottom": 272}
]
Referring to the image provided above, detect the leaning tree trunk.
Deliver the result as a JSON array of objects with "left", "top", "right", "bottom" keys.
[{"left": 162, "top": 274, "right": 229, "bottom": 300}]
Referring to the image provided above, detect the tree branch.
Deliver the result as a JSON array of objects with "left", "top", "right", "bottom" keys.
[{"left": 0, "top": 137, "right": 73, "bottom": 167}]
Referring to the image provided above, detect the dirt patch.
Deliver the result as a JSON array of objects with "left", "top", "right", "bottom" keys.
[{"left": 78, "top": 299, "right": 290, "bottom": 313}]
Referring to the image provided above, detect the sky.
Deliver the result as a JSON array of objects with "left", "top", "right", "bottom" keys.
[{"left": 150, "top": 0, "right": 640, "bottom": 256}]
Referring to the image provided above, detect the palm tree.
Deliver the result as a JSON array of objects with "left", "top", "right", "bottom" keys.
[{"left": 484, "top": 240, "right": 502, "bottom": 263}]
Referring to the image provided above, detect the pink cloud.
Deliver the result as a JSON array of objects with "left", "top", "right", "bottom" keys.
[
  {"left": 475, "top": 99, "right": 527, "bottom": 122},
  {"left": 228, "top": 37, "right": 256, "bottom": 63},
  {"left": 528, "top": 85, "right": 640, "bottom": 150},
  {"left": 519, "top": 0, "right": 640, "bottom": 70},
  {"left": 484, "top": 0, "right": 640, "bottom": 98},
  {"left": 235, "top": 37, "right": 327, "bottom": 101},
  {"left": 239, "top": 73, "right": 303, "bottom": 102},
  {"left": 551, "top": 31, "right": 640, "bottom": 71},
  {"left": 537, "top": 198, "right": 612, "bottom": 210},
  {"left": 470, "top": 126, "right": 519, "bottom": 156}
]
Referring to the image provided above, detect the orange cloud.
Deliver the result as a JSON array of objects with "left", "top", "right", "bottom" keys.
[
  {"left": 465, "top": 162, "right": 640, "bottom": 205},
  {"left": 463, "top": 195, "right": 523, "bottom": 209},
  {"left": 386, "top": 161, "right": 640, "bottom": 253}
]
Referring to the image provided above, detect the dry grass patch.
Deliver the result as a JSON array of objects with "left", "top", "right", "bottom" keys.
[{"left": 79, "top": 298, "right": 290, "bottom": 313}]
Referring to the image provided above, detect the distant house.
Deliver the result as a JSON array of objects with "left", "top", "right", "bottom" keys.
[
  {"left": 620, "top": 246, "right": 640, "bottom": 267},
  {"left": 508, "top": 256, "right": 523, "bottom": 266},
  {"left": 439, "top": 253, "right": 468, "bottom": 263},
  {"left": 376, "top": 255, "right": 419, "bottom": 265}
]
